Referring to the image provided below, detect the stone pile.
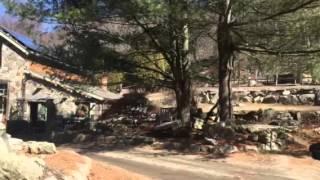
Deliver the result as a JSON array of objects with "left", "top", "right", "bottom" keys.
[{"left": 241, "top": 124, "right": 289, "bottom": 152}]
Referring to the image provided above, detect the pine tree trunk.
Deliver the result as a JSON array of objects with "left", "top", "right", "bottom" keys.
[
  {"left": 175, "top": 79, "right": 192, "bottom": 127},
  {"left": 218, "top": 47, "right": 233, "bottom": 122},
  {"left": 217, "top": 8, "right": 234, "bottom": 122}
]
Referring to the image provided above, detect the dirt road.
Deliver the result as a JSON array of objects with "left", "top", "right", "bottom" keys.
[{"left": 66, "top": 146, "right": 320, "bottom": 180}]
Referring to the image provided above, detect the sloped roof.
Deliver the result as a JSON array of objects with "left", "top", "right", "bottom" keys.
[
  {"left": 25, "top": 70, "right": 122, "bottom": 101},
  {"left": 1, "top": 27, "right": 43, "bottom": 52},
  {"left": 0, "top": 26, "right": 122, "bottom": 101},
  {"left": 0, "top": 26, "right": 42, "bottom": 55},
  {"left": 0, "top": 26, "right": 83, "bottom": 73}
]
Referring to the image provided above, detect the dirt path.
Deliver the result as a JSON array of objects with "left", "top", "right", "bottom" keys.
[{"left": 63, "top": 146, "right": 320, "bottom": 180}]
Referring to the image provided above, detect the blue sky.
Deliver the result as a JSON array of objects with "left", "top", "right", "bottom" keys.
[
  {"left": 0, "top": 3, "right": 6, "bottom": 16},
  {"left": 0, "top": 2, "right": 56, "bottom": 32}
]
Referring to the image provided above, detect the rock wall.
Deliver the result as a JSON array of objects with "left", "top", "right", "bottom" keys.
[
  {"left": 25, "top": 78, "right": 79, "bottom": 119},
  {"left": 199, "top": 88, "right": 320, "bottom": 106},
  {"left": 0, "top": 44, "right": 29, "bottom": 120}
]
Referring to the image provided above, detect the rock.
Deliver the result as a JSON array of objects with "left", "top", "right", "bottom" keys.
[
  {"left": 248, "top": 134, "right": 259, "bottom": 142},
  {"left": 240, "top": 96, "right": 253, "bottom": 103},
  {"left": 0, "top": 134, "right": 9, "bottom": 154},
  {"left": 314, "top": 128, "right": 320, "bottom": 135},
  {"left": 24, "top": 141, "right": 57, "bottom": 154},
  {"left": 251, "top": 91, "right": 265, "bottom": 97},
  {"left": 262, "top": 109, "right": 276, "bottom": 121},
  {"left": 0, "top": 122, "right": 6, "bottom": 135},
  {"left": 253, "top": 96, "right": 264, "bottom": 103},
  {"left": 189, "top": 144, "right": 201, "bottom": 153},
  {"left": 277, "top": 112, "right": 294, "bottom": 121},
  {"left": 72, "top": 133, "right": 90, "bottom": 143},
  {"left": 0, "top": 153, "right": 45, "bottom": 180},
  {"left": 278, "top": 95, "right": 299, "bottom": 105},
  {"left": 244, "top": 145, "right": 259, "bottom": 152},
  {"left": 298, "top": 94, "right": 315, "bottom": 105},
  {"left": 204, "top": 137, "right": 218, "bottom": 145},
  {"left": 219, "top": 145, "right": 239, "bottom": 154},
  {"left": 131, "top": 135, "right": 154, "bottom": 145},
  {"left": 301, "top": 112, "right": 318, "bottom": 123},
  {"left": 263, "top": 95, "right": 278, "bottom": 104},
  {"left": 238, "top": 111, "right": 261, "bottom": 121},
  {"left": 8, "top": 137, "right": 24, "bottom": 151},
  {"left": 170, "top": 142, "right": 183, "bottom": 150},
  {"left": 315, "top": 90, "right": 320, "bottom": 106},
  {"left": 295, "top": 112, "right": 302, "bottom": 121},
  {"left": 209, "top": 94, "right": 218, "bottom": 104},
  {"left": 260, "top": 142, "right": 281, "bottom": 152},
  {"left": 193, "top": 118, "right": 204, "bottom": 130},
  {"left": 282, "top": 90, "right": 291, "bottom": 96},
  {"left": 200, "top": 145, "right": 214, "bottom": 153},
  {"left": 144, "top": 137, "right": 155, "bottom": 144},
  {"left": 242, "top": 124, "right": 281, "bottom": 133}
]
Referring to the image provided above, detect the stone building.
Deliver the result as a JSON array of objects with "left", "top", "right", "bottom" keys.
[{"left": 0, "top": 26, "right": 121, "bottom": 128}]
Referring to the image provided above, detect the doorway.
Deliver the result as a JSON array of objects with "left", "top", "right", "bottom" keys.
[{"left": 29, "top": 102, "right": 48, "bottom": 130}]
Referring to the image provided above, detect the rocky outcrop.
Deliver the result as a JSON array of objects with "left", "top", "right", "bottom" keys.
[
  {"left": 23, "top": 141, "right": 57, "bottom": 154},
  {"left": 0, "top": 152, "right": 45, "bottom": 180},
  {"left": 0, "top": 130, "right": 45, "bottom": 180}
]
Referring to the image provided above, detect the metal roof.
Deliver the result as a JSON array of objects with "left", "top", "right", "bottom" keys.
[{"left": 3, "top": 28, "right": 43, "bottom": 52}]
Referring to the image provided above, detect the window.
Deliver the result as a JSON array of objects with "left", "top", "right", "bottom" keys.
[
  {"left": 0, "top": 42, "right": 2, "bottom": 68},
  {"left": 0, "top": 84, "right": 7, "bottom": 114}
]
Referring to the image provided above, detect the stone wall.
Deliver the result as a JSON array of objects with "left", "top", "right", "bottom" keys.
[
  {"left": 25, "top": 78, "right": 79, "bottom": 119},
  {"left": 0, "top": 44, "right": 29, "bottom": 120},
  {"left": 199, "top": 88, "right": 320, "bottom": 106}
]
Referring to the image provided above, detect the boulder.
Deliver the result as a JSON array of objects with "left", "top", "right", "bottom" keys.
[
  {"left": 262, "top": 109, "right": 277, "bottom": 121},
  {"left": 0, "top": 122, "right": 6, "bottom": 135},
  {"left": 0, "top": 153, "right": 45, "bottom": 180},
  {"left": 263, "top": 95, "right": 278, "bottom": 104},
  {"left": 200, "top": 145, "right": 214, "bottom": 153},
  {"left": 260, "top": 142, "right": 281, "bottom": 152},
  {"left": 251, "top": 91, "right": 265, "bottom": 97},
  {"left": 243, "top": 145, "right": 259, "bottom": 152},
  {"left": 0, "top": 135, "right": 9, "bottom": 154},
  {"left": 218, "top": 144, "right": 239, "bottom": 154},
  {"left": 24, "top": 141, "right": 57, "bottom": 154},
  {"left": 278, "top": 95, "right": 299, "bottom": 105},
  {"left": 253, "top": 96, "right": 264, "bottom": 103},
  {"left": 282, "top": 90, "right": 291, "bottom": 96},
  {"left": 240, "top": 96, "right": 253, "bottom": 103},
  {"left": 8, "top": 137, "right": 24, "bottom": 152},
  {"left": 242, "top": 124, "right": 281, "bottom": 133},
  {"left": 72, "top": 133, "right": 91, "bottom": 143},
  {"left": 298, "top": 94, "right": 315, "bottom": 105}
]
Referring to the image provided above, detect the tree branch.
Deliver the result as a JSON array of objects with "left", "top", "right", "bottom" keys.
[{"left": 233, "top": 0, "right": 319, "bottom": 26}]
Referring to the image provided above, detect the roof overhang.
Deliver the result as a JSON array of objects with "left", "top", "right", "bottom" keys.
[
  {"left": 24, "top": 70, "right": 105, "bottom": 101},
  {"left": 0, "top": 30, "right": 30, "bottom": 56}
]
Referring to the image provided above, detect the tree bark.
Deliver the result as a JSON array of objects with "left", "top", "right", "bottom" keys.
[
  {"left": 175, "top": 79, "right": 192, "bottom": 127},
  {"left": 217, "top": 2, "right": 234, "bottom": 122}
]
